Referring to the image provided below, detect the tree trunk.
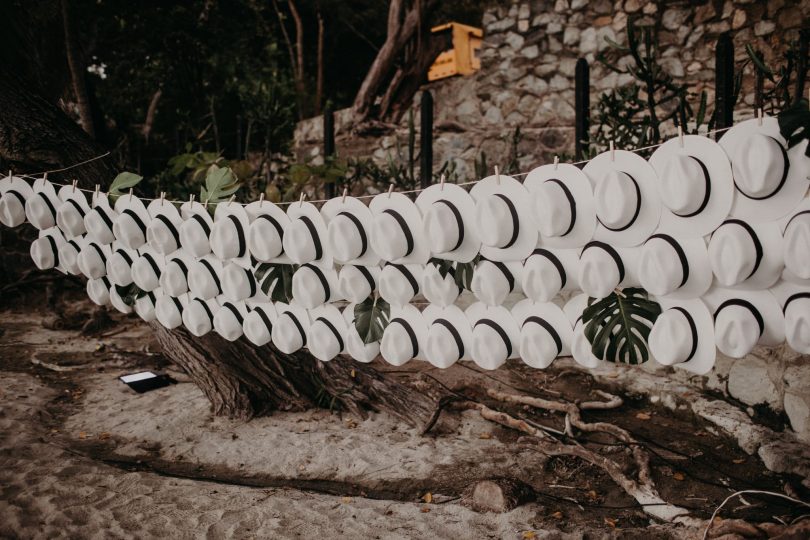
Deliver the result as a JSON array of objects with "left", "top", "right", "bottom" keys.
[
  {"left": 0, "top": 70, "right": 444, "bottom": 425},
  {"left": 61, "top": 0, "right": 95, "bottom": 139}
]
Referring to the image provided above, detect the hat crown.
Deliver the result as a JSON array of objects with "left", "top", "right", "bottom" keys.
[
  {"left": 784, "top": 217, "right": 810, "bottom": 279},
  {"left": 292, "top": 266, "right": 328, "bottom": 308},
  {"left": 161, "top": 261, "right": 189, "bottom": 296},
  {"left": 660, "top": 155, "right": 706, "bottom": 215},
  {"left": 422, "top": 264, "right": 459, "bottom": 307},
  {"left": 578, "top": 249, "right": 621, "bottom": 299},
  {"left": 476, "top": 196, "right": 515, "bottom": 247},
  {"left": 26, "top": 196, "right": 55, "bottom": 229},
  {"left": 85, "top": 209, "right": 115, "bottom": 244},
  {"left": 185, "top": 302, "right": 214, "bottom": 336},
  {"left": 520, "top": 329, "right": 557, "bottom": 368},
  {"left": 471, "top": 325, "right": 507, "bottom": 369},
  {"left": 381, "top": 325, "right": 413, "bottom": 365},
  {"left": 131, "top": 255, "right": 159, "bottom": 291},
  {"left": 649, "top": 310, "right": 693, "bottom": 365},
  {"left": 1, "top": 194, "right": 27, "bottom": 227},
  {"left": 708, "top": 226, "right": 757, "bottom": 286},
  {"left": 113, "top": 216, "right": 146, "bottom": 250},
  {"left": 715, "top": 305, "right": 759, "bottom": 358},
  {"left": 594, "top": 171, "right": 638, "bottom": 229},
  {"left": 30, "top": 237, "right": 56, "bottom": 270},
  {"left": 188, "top": 260, "right": 220, "bottom": 300},
  {"left": 179, "top": 218, "right": 212, "bottom": 257},
  {"left": 249, "top": 219, "right": 283, "bottom": 261},
  {"left": 147, "top": 220, "right": 178, "bottom": 254},
  {"left": 785, "top": 298, "right": 810, "bottom": 354},
  {"left": 56, "top": 202, "right": 86, "bottom": 236},
  {"left": 328, "top": 215, "right": 362, "bottom": 263},
  {"left": 734, "top": 134, "right": 786, "bottom": 198},
  {"left": 272, "top": 313, "right": 305, "bottom": 353},
  {"left": 59, "top": 243, "right": 81, "bottom": 274},
  {"left": 425, "top": 325, "right": 460, "bottom": 368},
  {"left": 379, "top": 266, "right": 417, "bottom": 306},
  {"left": 638, "top": 239, "right": 684, "bottom": 296},
  {"left": 372, "top": 213, "right": 408, "bottom": 261},
  {"left": 338, "top": 266, "right": 374, "bottom": 303},
  {"left": 210, "top": 219, "right": 240, "bottom": 260},
  {"left": 309, "top": 319, "right": 342, "bottom": 360},
  {"left": 107, "top": 251, "right": 133, "bottom": 285},
  {"left": 535, "top": 182, "right": 573, "bottom": 237},
  {"left": 523, "top": 256, "right": 563, "bottom": 302},
  {"left": 424, "top": 203, "right": 461, "bottom": 254},
  {"left": 471, "top": 262, "right": 511, "bottom": 306}
]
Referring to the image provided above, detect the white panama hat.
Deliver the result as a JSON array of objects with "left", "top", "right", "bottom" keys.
[
  {"left": 178, "top": 200, "right": 214, "bottom": 257},
  {"left": 106, "top": 242, "right": 138, "bottom": 286},
  {"left": 213, "top": 299, "right": 249, "bottom": 341},
  {"left": 182, "top": 295, "right": 221, "bottom": 337},
  {"left": 322, "top": 196, "right": 380, "bottom": 265},
  {"left": 338, "top": 265, "right": 379, "bottom": 303},
  {"left": 86, "top": 277, "right": 112, "bottom": 306},
  {"left": 771, "top": 280, "right": 810, "bottom": 354},
  {"left": 159, "top": 249, "right": 195, "bottom": 297},
  {"left": 30, "top": 227, "right": 66, "bottom": 272},
  {"left": 421, "top": 263, "right": 461, "bottom": 307},
  {"left": 378, "top": 262, "right": 423, "bottom": 306},
  {"left": 422, "top": 304, "right": 472, "bottom": 369},
  {"left": 719, "top": 116, "right": 810, "bottom": 223},
  {"left": 582, "top": 150, "right": 662, "bottom": 247},
  {"left": 242, "top": 301, "right": 277, "bottom": 346},
  {"left": 707, "top": 219, "right": 783, "bottom": 289},
  {"left": 467, "top": 302, "right": 520, "bottom": 370},
  {"left": 369, "top": 192, "right": 431, "bottom": 265},
  {"left": 210, "top": 200, "right": 251, "bottom": 267},
  {"left": 523, "top": 163, "right": 596, "bottom": 248},
  {"left": 134, "top": 288, "right": 162, "bottom": 322},
  {"left": 512, "top": 299, "right": 572, "bottom": 370},
  {"left": 58, "top": 236, "right": 85, "bottom": 275},
  {"left": 416, "top": 183, "right": 481, "bottom": 262},
  {"left": 84, "top": 190, "right": 118, "bottom": 245},
  {"left": 246, "top": 200, "right": 290, "bottom": 263},
  {"left": 56, "top": 184, "right": 90, "bottom": 238},
  {"left": 113, "top": 192, "right": 151, "bottom": 250},
  {"left": 649, "top": 134, "right": 734, "bottom": 238},
  {"left": 23, "top": 178, "right": 59, "bottom": 230},
  {"left": 703, "top": 287, "right": 785, "bottom": 359},
  {"left": 578, "top": 242, "right": 640, "bottom": 300},
  {"left": 779, "top": 198, "right": 810, "bottom": 282},
  {"left": 522, "top": 247, "right": 580, "bottom": 303},
  {"left": 291, "top": 263, "right": 341, "bottom": 308},
  {"left": 187, "top": 254, "right": 224, "bottom": 300},
  {"left": 637, "top": 234, "right": 712, "bottom": 299},
  {"left": 221, "top": 261, "right": 260, "bottom": 302},
  {"left": 155, "top": 292, "right": 189, "bottom": 330},
  {"left": 130, "top": 245, "right": 165, "bottom": 292},
  {"left": 0, "top": 174, "right": 34, "bottom": 228},
  {"left": 649, "top": 297, "right": 715, "bottom": 375},
  {"left": 470, "top": 174, "right": 537, "bottom": 262},
  {"left": 272, "top": 302, "right": 311, "bottom": 354},
  {"left": 307, "top": 304, "right": 348, "bottom": 362},
  {"left": 77, "top": 241, "right": 112, "bottom": 280},
  {"left": 470, "top": 258, "right": 522, "bottom": 306},
  {"left": 109, "top": 285, "right": 134, "bottom": 314},
  {"left": 563, "top": 293, "right": 602, "bottom": 369},
  {"left": 380, "top": 304, "right": 427, "bottom": 366},
  {"left": 146, "top": 199, "right": 183, "bottom": 255},
  {"left": 284, "top": 201, "right": 333, "bottom": 266},
  {"left": 342, "top": 303, "right": 381, "bottom": 363}
]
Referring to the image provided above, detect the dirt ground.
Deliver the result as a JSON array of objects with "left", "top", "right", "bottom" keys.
[{"left": 1, "top": 279, "right": 807, "bottom": 539}]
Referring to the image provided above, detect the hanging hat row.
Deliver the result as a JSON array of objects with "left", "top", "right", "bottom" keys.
[{"left": 1, "top": 115, "right": 808, "bottom": 372}]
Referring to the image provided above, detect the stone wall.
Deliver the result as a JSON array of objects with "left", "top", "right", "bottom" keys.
[{"left": 293, "top": 0, "right": 810, "bottom": 442}]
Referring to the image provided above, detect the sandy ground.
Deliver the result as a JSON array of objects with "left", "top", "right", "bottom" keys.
[{"left": 1, "top": 287, "right": 805, "bottom": 539}]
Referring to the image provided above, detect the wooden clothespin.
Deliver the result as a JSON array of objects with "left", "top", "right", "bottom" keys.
[
  {"left": 342, "top": 187, "right": 348, "bottom": 202},
  {"left": 129, "top": 188, "right": 134, "bottom": 201},
  {"left": 678, "top": 125, "right": 684, "bottom": 148},
  {"left": 299, "top": 192, "right": 305, "bottom": 207},
  {"left": 610, "top": 140, "right": 615, "bottom": 162},
  {"left": 94, "top": 184, "right": 100, "bottom": 203},
  {"left": 259, "top": 192, "right": 265, "bottom": 207},
  {"left": 387, "top": 184, "right": 394, "bottom": 198},
  {"left": 495, "top": 165, "right": 501, "bottom": 185},
  {"left": 160, "top": 192, "right": 166, "bottom": 205},
  {"left": 72, "top": 179, "right": 78, "bottom": 192},
  {"left": 553, "top": 156, "right": 559, "bottom": 170},
  {"left": 228, "top": 194, "right": 235, "bottom": 206},
  {"left": 190, "top": 193, "right": 195, "bottom": 204},
  {"left": 757, "top": 108, "right": 763, "bottom": 126},
  {"left": 440, "top": 174, "right": 446, "bottom": 191}
]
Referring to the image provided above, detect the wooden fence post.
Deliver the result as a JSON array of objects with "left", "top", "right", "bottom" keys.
[
  {"left": 323, "top": 105, "right": 335, "bottom": 199},
  {"left": 420, "top": 90, "right": 433, "bottom": 189},
  {"left": 715, "top": 32, "right": 734, "bottom": 139},
  {"left": 574, "top": 58, "right": 589, "bottom": 161}
]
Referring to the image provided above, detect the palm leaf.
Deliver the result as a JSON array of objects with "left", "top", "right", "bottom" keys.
[
  {"left": 200, "top": 165, "right": 241, "bottom": 206},
  {"left": 256, "top": 263, "right": 296, "bottom": 303},
  {"left": 353, "top": 295, "right": 390, "bottom": 344},
  {"left": 581, "top": 287, "right": 661, "bottom": 365}
]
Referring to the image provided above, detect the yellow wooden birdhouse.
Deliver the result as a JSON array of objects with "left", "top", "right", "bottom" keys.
[{"left": 428, "top": 22, "right": 483, "bottom": 82}]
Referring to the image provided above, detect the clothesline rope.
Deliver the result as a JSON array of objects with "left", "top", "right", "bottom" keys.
[{"left": 12, "top": 125, "right": 735, "bottom": 207}]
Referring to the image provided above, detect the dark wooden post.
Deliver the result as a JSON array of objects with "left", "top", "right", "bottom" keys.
[
  {"left": 323, "top": 105, "right": 335, "bottom": 199},
  {"left": 420, "top": 90, "right": 433, "bottom": 188},
  {"left": 715, "top": 32, "right": 734, "bottom": 139},
  {"left": 794, "top": 29, "right": 808, "bottom": 106},
  {"left": 574, "top": 58, "right": 589, "bottom": 161}
]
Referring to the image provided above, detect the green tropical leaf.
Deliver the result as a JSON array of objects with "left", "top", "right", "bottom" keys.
[
  {"left": 428, "top": 258, "right": 454, "bottom": 279},
  {"left": 453, "top": 256, "right": 479, "bottom": 291},
  {"left": 353, "top": 294, "right": 390, "bottom": 344},
  {"left": 256, "top": 263, "right": 297, "bottom": 303},
  {"left": 115, "top": 283, "right": 146, "bottom": 307},
  {"left": 109, "top": 172, "right": 143, "bottom": 196},
  {"left": 778, "top": 99, "right": 810, "bottom": 154},
  {"left": 581, "top": 287, "right": 662, "bottom": 365},
  {"left": 201, "top": 165, "right": 241, "bottom": 205}
]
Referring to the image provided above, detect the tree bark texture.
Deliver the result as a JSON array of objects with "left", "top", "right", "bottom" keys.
[
  {"left": 61, "top": 0, "right": 95, "bottom": 139},
  {"left": 0, "top": 73, "right": 443, "bottom": 424}
]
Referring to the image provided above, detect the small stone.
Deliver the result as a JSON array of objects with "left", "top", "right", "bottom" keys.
[
  {"left": 594, "top": 15, "right": 612, "bottom": 26},
  {"left": 483, "top": 106, "right": 503, "bottom": 125},
  {"left": 570, "top": 0, "right": 587, "bottom": 10},
  {"left": 728, "top": 355, "right": 780, "bottom": 409},
  {"left": 707, "top": 20, "right": 731, "bottom": 34},
  {"left": 778, "top": 8, "right": 803, "bottom": 29},
  {"left": 624, "top": 0, "right": 641, "bottom": 12},
  {"left": 694, "top": 2, "right": 716, "bottom": 24},
  {"left": 563, "top": 26, "right": 579, "bottom": 46},
  {"left": 721, "top": 0, "right": 733, "bottom": 19},
  {"left": 662, "top": 8, "right": 688, "bottom": 30},
  {"left": 754, "top": 20, "right": 775, "bottom": 36},
  {"left": 505, "top": 31, "right": 526, "bottom": 50},
  {"left": 546, "top": 22, "right": 562, "bottom": 33},
  {"left": 518, "top": 19, "right": 529, "bottom": 32},
  {"left": 579, "top": 27, "right": 598, "bottom": 54},
  {"left": 686, "top": 61, "right": 702, "bottom": 74},
  {"left": 554, "top": 0, "right": 568, "bottom": 13},
  {"left": 546, "top": 35, "right": 563, "bottom": 53},
  {"left": 518, "top": 3, "right": 530, "bottom": 20},
  {"left": 521, "top": 45, "right": 539, "bottom": 59},
  {"left": 731, "top": 9, "right": 746, "bottom": 29},
  {"left": 642, "top": 2, "right": 657, "bottom": 14},
  {"left": 549, "top": 74, "right": 569, "bottom": 91},
  {"left": 592, "top": 0, "right": 612, "bottom": 14},
  {"left": 487, "top": 18, "right": 515, "bottom": 33}
]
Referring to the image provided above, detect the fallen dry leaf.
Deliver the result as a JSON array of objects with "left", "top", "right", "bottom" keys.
[
  {"left": 420, "top": 507, "right": 430, "bottom": 513},
  {"left": 586, "top": 490, "right": 599, "bottom": 501},
  {"left": 673, "top": 472, "right": 685, "bottom": 481},
  {"left": 421, "top": 492, "right": 432, "bottom": 504},
  {"left": 551, "top": 511, "right": 563, "bottom": 519},
  {"left": 635, "top": 412, "right": 651, "bottom": 420},
  {"left": 345, "top": 419, "right": 358, "bottom": 429},
  {"left": 98, "top": 432, "right": 110, "bottom": 440},
  {"left": 604, "top": 517, "right": 617, "bottom": 528},
  {"left": 350, "top": 369, "right": 355, "bottom": 378},
  {"left": 478, "top": 432, "right": 492, "bottom": 440},
  {"left": 78, "top": 431, "right": 87, "bottom": 439},
  {"left": 732, "top": 458, "right": 745, "bottom": 464},
  {"left": 341, "top": 497, "right": 352, "bottom": 504},
  {"left": 522, "top": 532, "right": 537, "bottom": 539}
]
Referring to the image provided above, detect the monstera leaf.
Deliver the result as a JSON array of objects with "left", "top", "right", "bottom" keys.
[
  {"left": 778, "top": 98, "right": 810, "bottom": 157},
  {"left": 115, "top": 283, "right": 146, "bottom": 307},
  {"left": 582, "top": 287, "right": 662, "bottom": 365},
  {"left": 354, "top": 294, "right": 390, "bottom": 344},
  {"left": 453, "top": 256, "right": 479, "bottom": 291},
  {"left": 200, "top": 165, "right": 240, "bottom": 206},
  {"left": 109, "top": 172, "right": 143, "bottom": 196},
  {"left": 255, "top": 263, "right": 297, "bottom": 303}
]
